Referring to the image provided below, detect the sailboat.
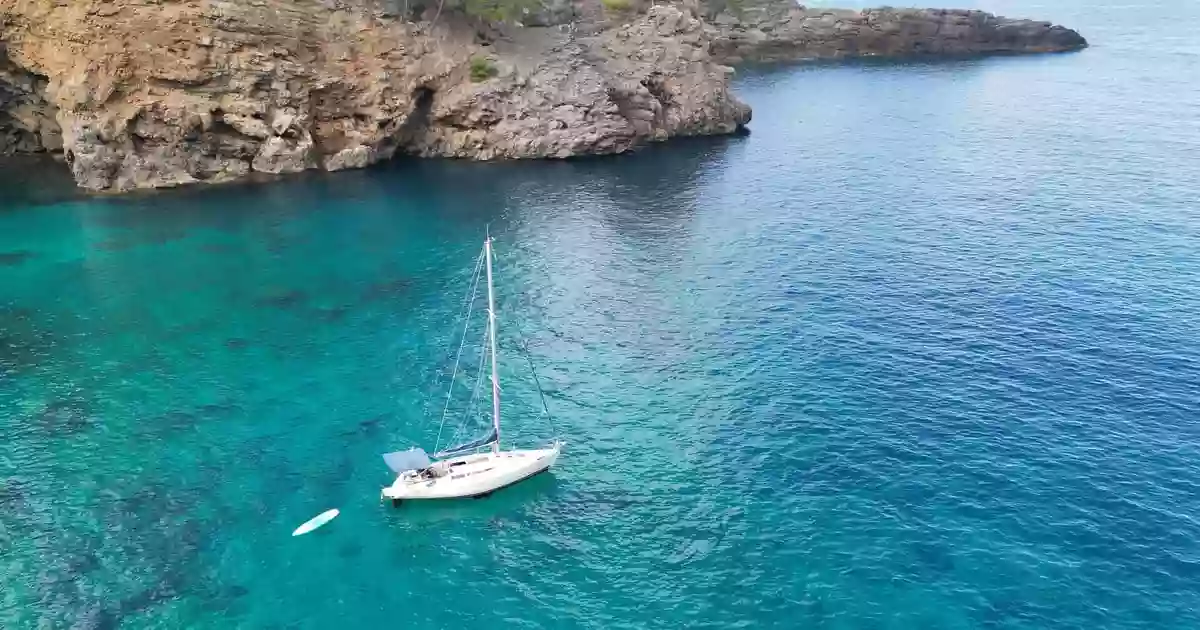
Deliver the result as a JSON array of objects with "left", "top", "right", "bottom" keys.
[{"left": 380, "top": 236, "right": 562, "bottom": 504}]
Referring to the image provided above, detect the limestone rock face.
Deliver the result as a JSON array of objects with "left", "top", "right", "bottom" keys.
[
  {"left": 0, "top": 0, "right": 749, "bottom": 191},
  {"left": 0, "top": 45, "right": 59, "bottom": 154},
  {"left": 707, "top": 3, "right": 1088, "bottom": 63},
  {"left": 408, "top": 5, "right": 751, "bottom": 159},
  {"left": 0, "top": 0, "right": 1084, "bottom": 192}
]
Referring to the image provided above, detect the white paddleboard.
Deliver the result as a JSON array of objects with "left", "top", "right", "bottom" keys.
[{"left": 292, "top": 508, "right": 339, "bottom": 536}]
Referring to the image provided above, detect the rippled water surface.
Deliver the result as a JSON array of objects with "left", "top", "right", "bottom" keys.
[{"left": 3, "top": 1, "right": 1200, "bottom": 628}]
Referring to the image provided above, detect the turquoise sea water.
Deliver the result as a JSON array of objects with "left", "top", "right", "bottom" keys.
[{"left": 3, "top": 0, "right": 1200, "bottom": 628}]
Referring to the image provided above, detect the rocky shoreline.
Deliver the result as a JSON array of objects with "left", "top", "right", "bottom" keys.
[
  {"left": 706, "top": 5, "right": 1088, "bottom": 64},
  {"left": 0, "top": 0, "right": 1085, "bottom": 192}
]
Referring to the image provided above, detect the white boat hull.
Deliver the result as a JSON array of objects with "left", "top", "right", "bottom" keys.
[{"left": 381, "top": 443, "right": 561, "bottom": 502}]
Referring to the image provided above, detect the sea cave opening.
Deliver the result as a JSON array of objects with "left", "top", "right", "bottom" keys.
[
  {"left": 0, "top": 48, "right": 76, "bottom": 203},
  {"left": 385, "top": 86, "right": 436, "bottom": 157}
]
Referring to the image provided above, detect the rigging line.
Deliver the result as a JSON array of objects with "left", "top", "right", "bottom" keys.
[
  {"left": 433, "top": 247, "right": 486, "bottom": 453},
  {"left": 443, "top": 334, "right": 489, "bottom": 453},
  {"left": 458, "top": 337, "right": 491, "bottom": 445},
  {"left": 445, "top": 306, "right": 490, "bottom": 450},
  {"left": 436, "top": 258, "right": 482, "bottom": 448},
  {"left": 509, "top": 257, "right": 558, "bottom": 439},
  {"left": 425, "top": 248, "right": 485, "bottom": 413},
  {"left": 518, "top": 328, "right": 557, "bottom": 439},
  {"left": 427, "top": 248, "right": 484, "bottom": 381}
]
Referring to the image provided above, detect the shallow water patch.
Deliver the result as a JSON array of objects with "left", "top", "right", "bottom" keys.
[{"left": 0, "top": 249, "right": 34, "bottom": 266}]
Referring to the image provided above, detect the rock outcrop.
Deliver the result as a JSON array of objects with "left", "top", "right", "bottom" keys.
[
  {"left": 0, "top": 43, "right": 59, "bottom": 154},
  {"left": 0, "top": 0, "right": 1084, "bottom": 192},
  {"left": 706, "top": 3, "right": 1087, "bottom": 64},
  {"left": 406, "top": 5, "right": 750, "bottom": 159},
  {"left": 0, "top": 0, "right": 749, "bottom": 191}
]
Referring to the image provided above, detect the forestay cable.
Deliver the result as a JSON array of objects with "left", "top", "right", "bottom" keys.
[{"left": 433, "top": 247, "right": 485, "bottom": 453}]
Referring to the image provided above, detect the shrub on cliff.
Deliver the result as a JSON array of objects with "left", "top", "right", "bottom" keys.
[
  {"left": 469, "top": 55, "right": 498, "bottom": 82},
  {"left": 702, "top": 0, "right": 745, "bottom": 19},
  {"left": 462, "top": 0, "right": 543, "bottom": 21},
  {"left": 410, "top": 0, "right": 542, "bottom": 22},
  {"left": 601, "top": 0, "right": 633, "bottom": 11}
]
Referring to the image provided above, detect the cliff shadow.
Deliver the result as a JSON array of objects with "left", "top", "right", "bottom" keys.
[
  {"left": 0, "top": 44, "right": 63, "bottom": 157},
  {"left": 0, "top": 44, "right": 75, "bottom": 210},
  {"left": 733, "top": 45, "right": 1088, "bottom": 78},
  {"left": 559, "top": 133, "right": 749, "bottom": 230},
  {"left": 0, "top": 154, "right": 82, "bottom": 210},
  {"left": 385, "top": 86, "right": 436, "bottom": 156}
]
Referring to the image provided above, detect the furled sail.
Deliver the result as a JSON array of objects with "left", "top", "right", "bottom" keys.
[{"left": 434, "top": 428, "right": 498, "bottom": 459}]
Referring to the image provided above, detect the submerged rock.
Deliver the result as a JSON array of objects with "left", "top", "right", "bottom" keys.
[
  {"left": 361, "top": 277, "right": 413, "bottom": 302},
  {"left": 0, "top": 476, "right": 27, "bottom": 508},
  {"left": 35, "top": 399, "right": 96, "bottom": 435},
  {"left": 0, "top": 250, "right": 34, "bottom": 266},
  {"left": 256, "top": 289, "right": 309, "bottom": 310},
  {"left": 68, "top": 606, "right": 119, "bottom": 630}
]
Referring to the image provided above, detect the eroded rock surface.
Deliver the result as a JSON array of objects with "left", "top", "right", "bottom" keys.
[
  {"left": 0, "top": 0, "right": 749, "bottom": 191},
  {"left": 0, "top": 0, "right": 1084, "bottom": 192},
  {"left": 0, "top": 44, "right": 60, "bottom": 154},
  {"left": 706, "top": 3, "right": 1087, "bottom": 63}
]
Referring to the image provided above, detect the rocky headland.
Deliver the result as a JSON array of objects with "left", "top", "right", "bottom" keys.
[
  {"left": 706, "top": 4, "right": 1088, "bottom": 63},
  {"left": 0, "top": 0, "right": 1085, "bottom": 192}
]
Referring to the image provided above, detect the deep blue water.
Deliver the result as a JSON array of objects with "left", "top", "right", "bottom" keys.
[{"left": 3, "top": 0, "right": 1200, "bottom": 628}]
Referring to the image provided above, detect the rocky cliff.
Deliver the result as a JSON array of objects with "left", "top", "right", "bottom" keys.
[
  {"left": 0, "top": 0, "right": 749, "bottom": 191},
  {"left": 0, "top": 0, "right": 1084, "bottom": 192},
  {"left": 706, "top": 3, "right": 1088, "bottom": 64}
]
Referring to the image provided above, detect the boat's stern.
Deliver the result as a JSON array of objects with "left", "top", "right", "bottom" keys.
[{"left": 381, "top": 476, "right": 410, "bottom": 503}]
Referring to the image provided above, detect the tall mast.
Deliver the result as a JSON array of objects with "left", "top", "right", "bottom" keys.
[{"left": 484, "top": 236, "right": 501, "bottom": 454}]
